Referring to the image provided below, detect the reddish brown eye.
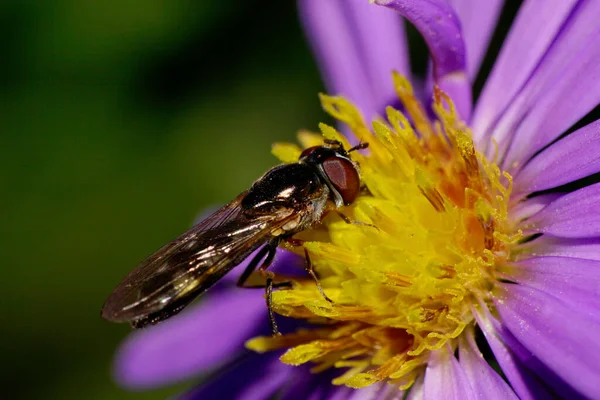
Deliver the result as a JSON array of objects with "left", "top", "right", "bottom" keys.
[
  {"left": 322, "top": 156, "right": 360, "bottom": 205},
  {"left": 300, "top": 146, "right": 320, "bottom": 160}
]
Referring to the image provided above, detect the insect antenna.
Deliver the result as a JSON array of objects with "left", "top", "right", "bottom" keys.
[{"left": 348, "top": 142, "right": 369, "bottom": 152}]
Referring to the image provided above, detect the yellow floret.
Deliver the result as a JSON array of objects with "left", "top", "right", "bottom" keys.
[{"left": 246, "top": 73, "right": 520, "bottom": 388}]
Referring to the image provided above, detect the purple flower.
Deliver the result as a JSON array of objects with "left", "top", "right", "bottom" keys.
[{"left": 112, "top": 1, "right": 600, "bottom": 399}]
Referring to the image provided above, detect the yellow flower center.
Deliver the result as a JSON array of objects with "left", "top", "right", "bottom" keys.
[{"left": 246, "top": 73, "right": 522, "bottom": 389}]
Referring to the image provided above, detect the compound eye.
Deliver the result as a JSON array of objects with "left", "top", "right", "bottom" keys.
[
  {"left": 300, "top": 146, "right": 320, "bottom": 160},
  {"left": 322, "top": 156, "right": 360, "bottom": 205}
]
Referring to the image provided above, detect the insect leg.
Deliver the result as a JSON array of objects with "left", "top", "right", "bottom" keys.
[
  {"left": 284, "top": 237, "right": 305, "bottom": 247},
  {"left": 335, "top": 211, "right": 379, "bottom": 231},
  {"left": 237, "top": 243, "right": 291, "bottom": 289},
  {"left": 265, "top": 274, "right": 280, "bottom": 336},
  {"left": 236, "top": 244, "right": 271, "bottom": 288},
  {"left": 258, "top": 239, "right": 282, "bottom": 336},
  {"left": 236, "top": 239, "right": 284, "bottom": 336},
  {"left": 257, "top": 238, "right": 279, "bottom": 274},
  {"left": 284, "top": 237, "right": 333, "bottom": 302},
  {"left": 304, "top": 248, "right": 333, "bottom": 303}
]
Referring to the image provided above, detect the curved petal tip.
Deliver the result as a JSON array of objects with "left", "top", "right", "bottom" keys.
[{"left": 374, "top": 0, "right": 472, "bottom": 119}]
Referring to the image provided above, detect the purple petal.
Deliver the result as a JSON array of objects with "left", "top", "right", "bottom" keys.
[
  {"left": 299, "top": 0, "right": 374, "bottom": 121},
  {"left": 330, "top": 385, "right": 376, "bottom": 400},
  {"left": 514, "top": 120, "right": 600, "bottom": 195},
  {"left": 510, "top": 193, "right": 562, "bottom": 222},
  {"left": 324, "top": 386, "right": 357, "bottom": 400},
  {"left": 345, "top": 0, "right": 411, "bottom": 113},
  {"left": 449, "top": 0, "right": 504, "bottom": 81},
  {"left": 473, "top": 307, "right": 554, "bottom": 400},
  {"left": 179, "top": 353, "right": 292, "bottom": 400},
  {"left": 521, "top": 236, "right": 600, "bottom": 262},
  {"left": 437, "top": 73, "right": 472, "bottom": 122},
  {"left": 423, "top": 0, "right": 504, "bottom": 119},
  {"left": 458, "top": 328, "right": 518, "bottom": 399},
  {"left": 114, "top": 289, "right": 266, "bottom": 389},
  {"left": 375, "top": 0, "right": 464, "bottom": 78},
  {"left": 322, "top": 382, "right": 401, "bottom": 400},
  {"left": 490, "top": 0, "right": 600, "bottom": 167},
  {"left": 276, "top": 367, "right": 365, "bottom": 400},
  {"left": 277, "top": 372, "right": 331, "bottom": 400},
  {"left": 406, "top": 373, "right": 424, "bottom": 400},
  {"left": 298, "top": 0, "right": 409, "bottom": 123},
  {"left": 371, "top": 383, "right": 405, "bottom": 400},
  {"left": 500, "top": 256, "right": 600, "bottom": 322},
  {"left": 471, "top": 0, "right": 578, "bottom": 146},
  {"left": 318, "top": 387, "right": 354, "bottom": 400},
  {"left": 423, "top": 345, "right": 477, "bottom": 400},
  {"left": 526, "top": 182, "right": 600, "bottom": 238},
  {"left": 237, "top": 358, "right": 296, "bottom": 400},
  {"left": 494, "top": 283, "right": 600, "bottom": 399},
  {"left": 484, "top": 307, "right": 585, "bottom": 399},
  {"left": 374, "top": 0, "right": 472, "bottom": 120}
]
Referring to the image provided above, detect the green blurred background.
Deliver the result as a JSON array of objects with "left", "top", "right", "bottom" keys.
[{"left": 1, "top": 1, "right": 324, "bottom": 398}]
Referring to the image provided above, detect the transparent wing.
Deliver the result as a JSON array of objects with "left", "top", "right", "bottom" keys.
[{"left": 101, "top": 191, "right": 295, "bottom": 323}]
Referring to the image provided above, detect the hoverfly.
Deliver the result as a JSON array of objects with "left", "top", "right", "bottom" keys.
[{"left": 101, "top": 139, "right": 368, "bottom": 334}]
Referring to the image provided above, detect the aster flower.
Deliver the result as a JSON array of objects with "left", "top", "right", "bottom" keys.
[{"left": 113, "top": 1, "right": 600, "bottom": 399}]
